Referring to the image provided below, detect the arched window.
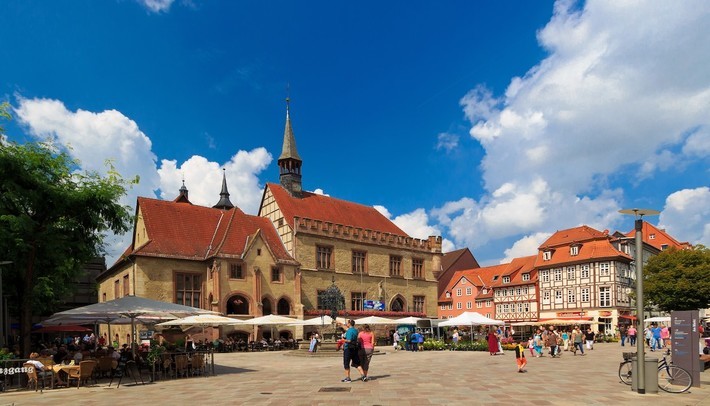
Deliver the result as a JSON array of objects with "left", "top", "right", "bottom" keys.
[
  {"left": 226, "top": 295, "right": 249, "bottom": 315},
  {"left": 391, "top": 297, "right": 405, "bottom": 312},
  {"left": 262, "top": 298, "right": 273, "bottom": 315},
  {"left": 277, "top": 298, "right": 290, "bottom": 315}
]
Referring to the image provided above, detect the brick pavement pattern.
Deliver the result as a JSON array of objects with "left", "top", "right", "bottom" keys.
[{"left": 2, "top": 343, "right": 709, "bottom": 405}]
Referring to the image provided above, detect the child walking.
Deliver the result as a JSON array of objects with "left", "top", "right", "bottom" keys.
[{"left": 515, "top": 341, "right": 528, "bottom": 373}]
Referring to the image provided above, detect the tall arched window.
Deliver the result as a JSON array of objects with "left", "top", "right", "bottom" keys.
[
  {"left": 262, "top": 298, "right": 273, "bottom": 315},
  {"left": 277, "top": 298, "right": 290, "bottom": 315},
  {"left": 391, "top": 297, "right": 405, "bottom": 312},
  {"left": 226, "top": 295, "right": 249, "bottom": 315}
]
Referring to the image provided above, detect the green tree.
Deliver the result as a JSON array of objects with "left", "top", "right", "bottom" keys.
[
  {"left": 644, "top": 245, "right": 710, "bottom": 312},
  {"left": 0, "top": 104, "right": 135, "bottom": 355}
]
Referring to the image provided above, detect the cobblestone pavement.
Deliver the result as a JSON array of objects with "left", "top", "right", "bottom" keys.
[{"left": 2, "top": 343, "right": 709, "bottom": 405}]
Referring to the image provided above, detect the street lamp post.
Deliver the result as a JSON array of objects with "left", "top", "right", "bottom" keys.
[
  {"left": 0, "top": 261, "right": 12, "bottom": 348},
  {"left": 619, "top": 208, "right": 659, "bottom": 394}
]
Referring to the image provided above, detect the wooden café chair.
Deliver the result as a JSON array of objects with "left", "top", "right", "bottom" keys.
[{"left": 68, "top": 360, "right": 97, "bottom": 388}]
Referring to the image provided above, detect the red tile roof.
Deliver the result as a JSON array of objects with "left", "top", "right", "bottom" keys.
[
  {"left": 265, "top": 183, "right": 407, "bottom": 235},
  {"left": 536, "top": 225, "right": 632, "bottom": 267},
  {"left": 539, "top": 225, "right": 609, "bottom": 248},
  {"left": 127, "top": 197, "right": 293, "bottom": 263},
  {"left": 497, "top": 255, "right": 537, "bottom": 286},
  {"left": 438, "top": 263, "right": 509, "bottom": 302},
  {"left": 625, "top": 221, "right": 690, "bottom": 251}
]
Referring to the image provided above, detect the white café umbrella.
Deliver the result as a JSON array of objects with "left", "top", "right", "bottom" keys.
[
  {"left": 156, "top": 314, "right": 245, "bottom": 327},
  {"left": 438, "top": 312, "right": 504, "bottom": 327},
  {"left": 48, "top": 295, "right": 219, "bottom": 350},
  {"left": 394, "top": 316, "right": 424, "bottom": 325},
  {"left": 156, "top": 314, "right": 246, "bottom": 344},
  {"left": 242, "top": 314, "right": 304, "bottom": 340},
  {"left": 438, "top": 312, "right": 503, "bottom": 341},
  {"left": 354, "top": 316, "right": 394, "bottom": 325},
  {"left": 290, "top": 315, "right": 335, "bottom": 326}
]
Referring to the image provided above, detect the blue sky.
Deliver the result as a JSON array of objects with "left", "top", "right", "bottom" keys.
[{"left": 2, "top": 0, "right": 708, "bottom": 266}]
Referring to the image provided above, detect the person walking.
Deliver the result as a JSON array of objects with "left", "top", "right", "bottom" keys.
[
  {"left": 340, "top": 319, "right": 365, "bottom": 383},
  {"left": 619, "top": 325, "right": 627, "bottom": 347},
  {"left": 561, "top": 330, "right": 570, "bottom": 351},
  {"left": 514, "top": 341, "right": 527, "bottom": 373},
  {"left": 392, "top": 331, "right": 400, "bottom": 351},
  {"left": 533, "top": 330, "right": 543, "bottom": 357},
  {"left": 660, "top": 324, "right": 670, "bottom": 348},
  {"left": 410, "top": 331, "right": 420, "bottom": 352},
  {"left": 452, "top": 329, "right": 459, "bottom": 345},
  {"left": 571, "top": 326, "right": 585, "bottom": 356},
  {"left": 309, "top": 332, "right": 319, "bottom": 353},
  {"left": 487, "top": 329, "right": 499, "bottom": 355},
  {"left": 584, "top": 328, "right": 595, "bottom": 350},
  {"left": 545, "top": 326, "right": 558, "bottom": 358},
  {"left": 628, "top": 325, "right": 637, "bottom": 346},
  {"left": 358, "top": 324, "right": 375, "bottom": 381},
  {"left": 652, "top": 323, "right": 663, "bottom": 350},
  {"left": 527, "top": 336, "right": 535, "bottom": 356}
]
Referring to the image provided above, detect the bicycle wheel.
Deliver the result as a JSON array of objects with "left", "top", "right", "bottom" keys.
[
  {"left": 658, "top": 365, "right": 692, "bottom": 393},
  {"left": 618, "top": 361, "right": 633, "bottom": 385}
]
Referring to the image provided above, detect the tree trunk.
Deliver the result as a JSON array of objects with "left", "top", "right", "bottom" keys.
[{"left": 20, "top": 245, "right": 36, "bottom": 357}]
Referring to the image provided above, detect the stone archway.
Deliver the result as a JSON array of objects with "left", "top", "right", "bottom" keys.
[
  {"left": 226, "top": 294, "right": 250, "bottom": 315},
  {"left": 277, "top": 298, "right": 291, "bottom": 315}
]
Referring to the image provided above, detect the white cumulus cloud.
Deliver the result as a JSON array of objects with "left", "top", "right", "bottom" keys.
[
  {"left": 659, "top": 187, "right": 710, "bottom": 247},
  {"left": 14, "top": 97, "right": 273, "bottom": 266},
  {"left": 435, "top": 0, "right": 710, "bottom": 259}
]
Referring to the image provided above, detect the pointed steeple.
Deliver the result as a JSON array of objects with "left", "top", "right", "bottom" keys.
[
  {"left": 278, "top": 97, "right": 303, "bottom": 197},
  {"left": 174, "top": 177, "right": 191, "bottom": 204},
  {"left": 213, "top": 169, "right": 235, "bottom": 210}
]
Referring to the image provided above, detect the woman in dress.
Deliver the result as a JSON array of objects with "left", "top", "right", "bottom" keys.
[
  {"left": 358, "top": 324, "right": 376, "bottom": 381},
  {"left": 487, "top": 329, "right": 499, "bottom": 355}
]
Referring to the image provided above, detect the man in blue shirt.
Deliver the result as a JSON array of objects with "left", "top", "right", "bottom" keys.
[{"left": 341, "top": 319, "right": 365, "bottom": 383}]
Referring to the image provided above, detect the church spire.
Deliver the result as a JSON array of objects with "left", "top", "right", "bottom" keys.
[
  {"left": 278, "top": 97, "right": 303, "bottom": 197},
  {"left": 213, "top": 169, "right": 234, "bottom": 210},
  {"left": 174, "top": 177, "right": 191, "bottom": 204}
]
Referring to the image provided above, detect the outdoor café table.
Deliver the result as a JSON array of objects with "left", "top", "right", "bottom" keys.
[{"left": 52, "top": 363, "right": 80, "bottom": 385}]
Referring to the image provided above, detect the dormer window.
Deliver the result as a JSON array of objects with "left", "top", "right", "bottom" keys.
[
  {"left": 445, "top": 291, "right": 451, "bottom": 298},
  {"left": 543, "top": 251, "right": 552, "bottom": 261},
  {"left": 522, "top": 273, "right": 530, "bottom": 281},
  {"left": 503, "top": 276, "right": 510, "bottom": 284},
  {"left": 661, "top": 244, "right": 668, "bottom": 250},
  {"left": 482, "top": 288, "right": 488, "bottom": 294},
  {"left": 570, "top": 245, "right": 579, "bottom": 256},
  {"left": 649, "top": 233, "right": 656, "bottom": 240}
]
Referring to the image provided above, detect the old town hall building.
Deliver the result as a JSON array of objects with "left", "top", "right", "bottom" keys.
[{"left": 97, "top": 103, "right": 442, "bottom": 341}]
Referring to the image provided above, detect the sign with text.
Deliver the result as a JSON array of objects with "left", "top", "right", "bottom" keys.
[
  {"left": 671, "top": 310, "right": 700, "bottom": 387},
  {"left": 363, "top": 300, "right": 385, "bottom": 311}
]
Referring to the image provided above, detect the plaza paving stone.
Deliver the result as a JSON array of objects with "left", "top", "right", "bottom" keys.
[{"left": 2, "top": 343, "right": 710, "bottom": 405}]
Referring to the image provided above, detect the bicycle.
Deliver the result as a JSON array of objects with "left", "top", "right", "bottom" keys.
[{"left": 618, "top": 350, "right": 692, "bottom": 393}]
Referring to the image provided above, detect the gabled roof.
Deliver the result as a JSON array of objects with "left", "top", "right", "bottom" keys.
[
  {"left": 624, "top": 221, "right": 690, "bottom": 251},
  {"left": 539, "top": 225, "right": 609, "bottom": 248},
  {"left": 265, "top": 183, "right": 407, "bottom": 235},
  {"left": 497, "top": 255, "right": 537, "bottom": 286},
  {"left": 535, "top": 238, "right": 631, "bottom": 268},
  {"left": 122, "top": 197, "right": 293, "bottom": 264},
  {"left": 438, "top": 247, "right": 480, "bottom": 295},
  {"left": 438, "top": 263, "right": 509, "bottom": 302}
]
